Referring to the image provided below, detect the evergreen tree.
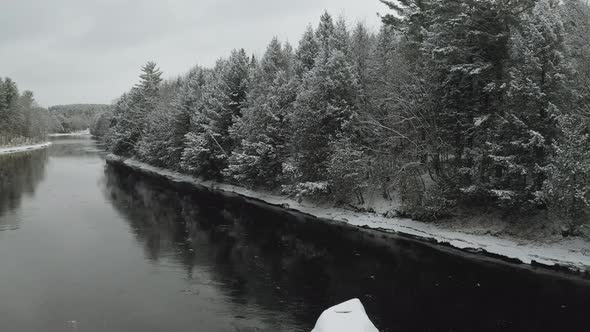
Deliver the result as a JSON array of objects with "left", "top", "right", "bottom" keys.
[
  {"left": 295, "top": 25, "right": 319, "bottom": 77},
  {"left": 136, "top": 78, "right": 185, "bottom": 168},
  {"left": 544, "top": 114, "right": 590, "bottom": 221},
  {"left": 136, "top": 61, "right": 163, "bottom": 113},
  {"left": 2, "top": 78, "right": 20, "bottom": 136},
  {"left": 225, "top": 39, "right": 296, "bottom": 187},
  {"left": 19, "top": 90, "right": 35, "bottom": 137},
  {"left": 283, "top": 42, "right": 296, "bottom": 78},
  {"left": 290, "top": 46, "right": 359, "bottom": 183},
  {"left": 542, "top": 0, "right": 590, "bottom": 224},
  {"left": 350, "top": 23, "right": 375, "bottom": 108},
  {"left": 181, "top": 50, "right": 250, "bottom": 179},
  {"left": 168, "top": 70, "right": 206, "bottom": 168},
  {"left": 562, "top": 0, "right": 590, "bottom": 110},
  {"left": 333, "top": 16, "right": 351, "bottom": 55},
  {"left": 0, "top": 78, "right": 8, "bottom": 134},
  {"left": 0, "top": 77, "right": 47, "bottom": 146},
  {"left": 316, "top": 11, "right": 336, "bottom": 52},
  {"left": 490, "top": 0, "right": 570, "bottom": 206},
  {"left": 108, "top": 62, "right": 162, "bottom": 156},
  {"left": 380, "top": 0, "right": 434, "bottom": 69},
  {"left": 107, "top": 92, "right": 135, "bottom": 155},
  {"left": 327, "top": 136, "right": 369, "bottom": 204},
  {"left": 3, "top": 78, "right": 19, "bottom": 109}
]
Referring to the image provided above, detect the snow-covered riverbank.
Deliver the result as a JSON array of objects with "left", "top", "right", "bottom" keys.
[
  {"left": 106, "top": 154, "right": 590, "bottom": 276},
  {"left": 48, "top": 129, "right": 91, "bottom": 137},
  {"left": 0, "top": 142, "right": 52, "bottom": 156}
]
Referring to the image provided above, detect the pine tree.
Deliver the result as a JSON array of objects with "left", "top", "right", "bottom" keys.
[
  {"left": 561, "top": 0, "right": 590, "bottom": 110},
  {"left": 19, "top": 90, "right": 35, "bottom": 137},
  {"left": 225, "top": 39, "right": 296, "bottom": 187},
  {"left": 333, "top": 16, "right": 350, "bottom": 55},
  {"left": 2, "top": 78, "right": 20, "bottom": 136},
  {"left": 380, "top": 0, "right": 434, "bottom": 68},
  {"left": 295, "top": 25, "right": 319, "bottom": 77},
  {"left": 136, "top": 78, "right": 185, "bottom": 168},
  {"left": 181, "top": 50, "right": 250, "bottom": 179},
  {"left": 2, "top": 78, "right": 19, "bottom": 109},
  {"left": 316, "top": 11, "right": 335, "bottom": 52},
  {"left": 107, "top": 92, "right": 136, "bottom": 155},
  {"left": 283, "top": 41, "right": 296, "bottom": 78},
  {"left": 485, "top": 0, "right": 570, "bottom": 207},
  {"left": 168, "top": 70, "right": 206, "bottom": 168},
  {"left": 544, "top": 114, "right": 590, "bottom": 221},
  {"left": 350, "top": 23, "right": 376, "bottom": 111},
  {"left": 108, "top": 62, "right": 162, "bottom": 156},
  {"left": 327, "top": 136, "right": 369, "bottom": 204},
  {"left": 136, "top": 61, "right": 163, "bottom": 113},
  {"left": 290, "top": 45, "right": 359, "bottom": 183},
  {"left": 0, "top": 78, "right": 8, "bottom": 133}
]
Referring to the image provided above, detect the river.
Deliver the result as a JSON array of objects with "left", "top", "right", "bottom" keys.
[{"left": 1, "top": 136, "right": 590, "bottom": 332}]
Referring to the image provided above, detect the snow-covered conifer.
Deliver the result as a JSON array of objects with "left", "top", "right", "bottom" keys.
[
  {"left": 225, "top": 38, "right": 296, "bottom": 187},
  {"left": 181, "top": 50, "right": 250, "bottom": 179}
]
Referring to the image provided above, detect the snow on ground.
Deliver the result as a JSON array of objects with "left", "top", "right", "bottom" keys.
[
  {"left": 48, "top": 129, "right": 91, "bottom": 137},
  {"left": 106, "top": 154, "right": 590, "bottom": 274},
  {"left": 0, "top": 142, "right": 52, "bottom": 156}
]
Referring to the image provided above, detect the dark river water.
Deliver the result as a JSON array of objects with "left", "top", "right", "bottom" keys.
[{"left": 1, "top": 137, "right": 590, "bottom": 332}]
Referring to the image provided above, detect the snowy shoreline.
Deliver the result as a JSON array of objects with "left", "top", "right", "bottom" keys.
[
  {"left": 0, "top": 142, "right": 52, "bottom": 156},
  {"left": 106, "top": 154, "right": 590, "bottom": 277},
  {"left": 48, "top": 129, "right": 91, "bottom": 137}
]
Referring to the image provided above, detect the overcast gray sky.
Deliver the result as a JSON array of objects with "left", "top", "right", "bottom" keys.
[{"left": 0, "top": 0, "right": 388, "bottom": 107}]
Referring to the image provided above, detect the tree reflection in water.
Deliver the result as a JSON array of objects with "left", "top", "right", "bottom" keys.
[
  {"left": 0, "top": 150, "right": 48, "bottom": 231},
  {"left": 103, "top": 164, "right": 590, "bottom": 332}
]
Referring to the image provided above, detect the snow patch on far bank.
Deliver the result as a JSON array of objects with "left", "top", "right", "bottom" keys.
[
  {"left": 0, "top": 142, "right": 52, "bottom": 156},
  {"left": 48, "top": 129, "right": 91, "bottom": 137},
  {"left": 106, "top": 154, "right": 590, "bottom": 274}
]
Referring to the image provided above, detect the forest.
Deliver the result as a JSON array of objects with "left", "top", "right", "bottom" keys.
[
  {"left": 48, "top": 104, "right": 111, "bottom": 134},
  {"left": 0, "top": 77, "right": 48, "bottom": 147},
  {"left": 0, "top": 77, "right": 112, "bottom": 145},
  {"left": 99, "top": 0, "right": 590, "bottom": 229}
]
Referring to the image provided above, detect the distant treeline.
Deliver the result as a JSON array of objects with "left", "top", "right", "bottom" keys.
[
  {"left": 102, "top": 0, "right": 590, "bottom": 230},
  {"left": 1, "top": 77, "right": 112, "bottom": 145},
  {"left": 48, "top": 104, "right": 111, "bottom": 134},
  {"left": 0, "top": 77, "right": 48, "bottom": 147}
]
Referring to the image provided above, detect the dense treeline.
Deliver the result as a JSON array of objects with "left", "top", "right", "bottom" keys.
[
  {"left": 0, "top": 77, "right": 48, "bottom": 147},
  {"left": 89, "top": 110, "right": 114, "bottom": 138},
  {"left": 48, "top": 104, "right": 111, "bottom": 134},
  {"left": 103, "top": 0, "right": 590, "bottom": 228}
]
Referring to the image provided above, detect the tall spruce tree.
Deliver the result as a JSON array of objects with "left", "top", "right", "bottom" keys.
[
  {"left": 489, "top": 0, "right": 570, "bottom": 207},
  {"left": 225, "top": 38, "right": 296, "bottom": 187},
  {"left": 544, "top": 114, "right": 590, "bottom": 221},
  {"left": 350, "top": 23, "right": 375, "bottom": 109},
  {"left": 290, "top": 13, "right": 359, "bottom": 184},
  {"left": 108, "top": 61, "right": 163, "bottom": 156},
  {"left": 136, "top": 77, "right": 186, "bottom": 168},
  {"left": 295, "top": 25, "right": 319, "bottom": 77},
  {"left": 181, "top": 50, "right": 250, "bottom": 179}
]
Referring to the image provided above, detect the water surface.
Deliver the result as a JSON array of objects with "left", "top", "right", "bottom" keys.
[{"left": 1, "top": 137, "right": 590, "bottom": 332}]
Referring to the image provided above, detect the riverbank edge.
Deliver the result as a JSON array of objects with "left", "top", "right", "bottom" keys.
[
  {"left": 48, "top": 129, "right": 91, "bottom": 137},
  {"left": 0, "top": 142, "right": 52, "bottom": 156},
  {"left": 105, "top": 153, "right": 590, "bottom": 279}
]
